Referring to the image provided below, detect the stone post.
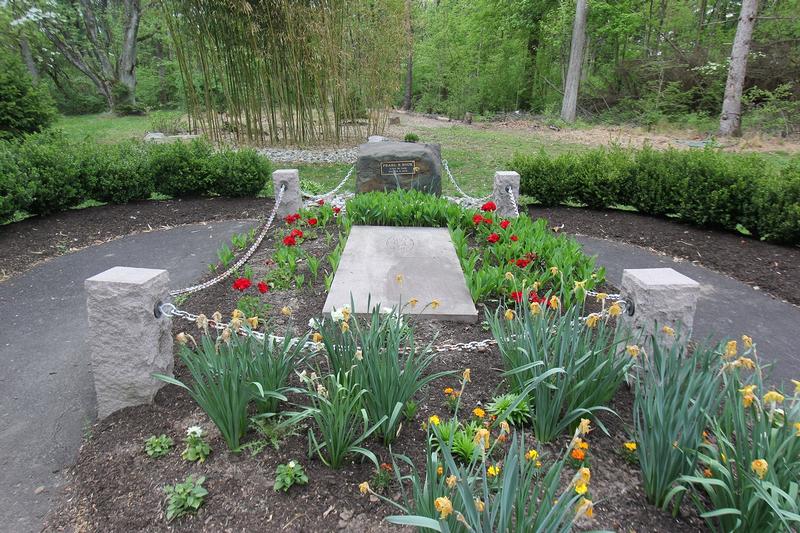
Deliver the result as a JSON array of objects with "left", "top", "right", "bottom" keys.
[
  {"left": 619, "top": 268, "right": 700, "bottom": 349},
  {"left": 85, "top": 267, "right": 173, "bottom": 419},
  {"left": 493, "top": 171, "right": 521, "bottom": 218},
  {"left": 272, "top": 169, "right": 303, "bottom": 218}
]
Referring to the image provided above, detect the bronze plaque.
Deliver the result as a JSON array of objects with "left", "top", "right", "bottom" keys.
[{"left": 380, "top": 160, "right": 416, "bottom": 176}]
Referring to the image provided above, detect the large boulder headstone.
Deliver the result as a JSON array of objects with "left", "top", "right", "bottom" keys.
[{"left": 356, "top": 141, "right": 442, "bottom": 195}]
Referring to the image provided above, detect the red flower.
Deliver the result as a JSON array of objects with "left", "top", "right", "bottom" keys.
[
  {"left": 257, "top": 281, "right": 269, "bottom": 294},
  {"left": 333, "top": 207, "right": 341, "bottom": 215},
  {"left": 482, "top": 217, "right": 493, "bottom": 225},
  {"left": 481, "top": 201, "right": 497, "bottom": 212},
  {"left": 472, "top": 214, "right": 484, "bottom": 225},
  {"left": 232, "top": 277, "right": 252, "bottom": 291},
  {"left": 307, "top": 218, "right": 318, "bottom": 226},
  {"left": 283, "top": 235, "right": 297, "bottom": 246},
  {"left": 515, "top": 259, "right": 531, "bottom": 268},
  {"left": 510, "top": 235, "right": 519, "bottom": 241},
  {"left": 317, "top": 199, "right": 325, "bottom": 206},
  {"left": 528, "top": 292, "right": 543, "bottom": 303},
  {"left": 487, "top": 233, "right": 500, "bottom": 243},
  {"left": 510, "top": 291, "right": 523, "bottom": 303},
  {"left": 290, "top": 228, "right": 304, "bottom": 238},
  {"left": 500, "top": 220, "right": 510, "bottom": 229},
  {"left": 284, "top": 213, "right": 301, "bottom": 224}
]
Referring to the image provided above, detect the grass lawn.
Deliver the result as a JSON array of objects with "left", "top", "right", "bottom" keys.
[{"left": 55, "top": 111, "right": 183, "bottom": 144}]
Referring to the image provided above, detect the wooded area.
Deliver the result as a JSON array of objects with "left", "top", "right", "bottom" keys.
[{"left": 2, "top": 0, "right": 799, "bottom": 142}]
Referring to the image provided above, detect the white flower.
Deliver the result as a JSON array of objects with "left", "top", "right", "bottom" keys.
[
  {"left": 330, "top": 309, "right": 344, "bottom": 322},
  {"left": 288, "top": 460, "right": 296, "bottom": 468},
  {"left": 355, "top": 349, "right": 363, "bottom": 361},
  {"left": 187, "top": 425, "right": 203, "bottom": 438}
]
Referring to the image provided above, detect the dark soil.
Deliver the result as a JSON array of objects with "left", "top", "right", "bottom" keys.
[
  {"left": 3, "top": 198, "right": 797, "bottom": 309},
  {"left": 44, "top": 216, "right": 704, "bottom": 533}
]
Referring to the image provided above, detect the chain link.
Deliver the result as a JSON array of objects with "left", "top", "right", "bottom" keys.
[
  {"left": 506, "top": 185, "right": 520, "bottom": 218},
  {"left": 168, "top": 184, "right": 286, "bottom": 297},
  {"left": 302, "top": 165, "right": 355, "bottom": 200},
  {"left": 443, "top": 159, "right": 492, "bottom": 204}
]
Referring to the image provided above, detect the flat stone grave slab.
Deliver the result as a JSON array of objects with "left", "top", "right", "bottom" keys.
[{"left": 323, "top": 226, "right": 478, "bottom": 322}]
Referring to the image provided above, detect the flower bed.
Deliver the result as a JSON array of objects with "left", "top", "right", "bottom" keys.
[{"left": 46, "top": 193, "right": 800, "bottom": 532}]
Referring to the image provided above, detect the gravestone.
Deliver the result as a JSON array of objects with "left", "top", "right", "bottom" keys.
[
  {"left": 356, "top": 141, "right": 442, "bottom": 195},
  {"left": 323, "top": 226, "right": 477, "bottom": 322}
]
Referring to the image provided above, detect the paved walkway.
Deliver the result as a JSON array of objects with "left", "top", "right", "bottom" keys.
[
  {"left": 578, "top": 236, "right": 799, "bottom": 388},
  {"left": 0, "top": 220, "right": 256, "bottom": 533}
]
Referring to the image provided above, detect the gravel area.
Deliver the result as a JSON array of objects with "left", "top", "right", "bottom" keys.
[{"left": 257, "top": 147, "right": 358, "bottom": 164}]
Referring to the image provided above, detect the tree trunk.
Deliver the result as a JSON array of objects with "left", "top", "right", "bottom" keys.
[
  {"left": 719, "top": 0, "right": 758, "bottom": 136},
  {"left": 117, "top": 0, "right": 141, "bottom": 105},
  {"left": 155, "top": 39, "right": 168, "bottom": 106},
  {"left": 18, "top": 35, "right": 39, "bottom": 82},
  {"left": 402, "top": 0, "right": 413, "bottom": 110},
  {"left": 560, "top": 0, "right": 588, "bottom": 123}
]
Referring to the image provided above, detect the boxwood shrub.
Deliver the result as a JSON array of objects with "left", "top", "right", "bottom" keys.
[
  {"left": 0, "top": 132, "right": 271, "bottom": 223},
  {"left": 512, "top": 147, "right": 800, "bottom": 244}
]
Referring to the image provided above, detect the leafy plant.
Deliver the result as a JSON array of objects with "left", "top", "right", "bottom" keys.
[
  {"left": 0, "top": 55, "right": 56, "bottom": 140},
  {"left": 144, "top": 434, "right": 174, "bottom": 458},
  {"left": 182, "top": 426, "right": 212, "bottom": 463},
  {"left": 274, "top": 460, "right": 309, "bottom": 492},
  {"left": 488, "top": 298, "right": 630, "bottom": 442},
  {"left": 404, "top": 132, "right": 420, "bottom": 142},
  {"left": 240, "top": 415, "right": 301, "bottom": 456},
  {"left": 298, "top": 370, "right": 385, "bottom": 469},
  {"left": 245, "top": 333, "right": 307, "bottom": 414},
  {"left": 164, "top": 475, "right": 208, "bottom": 522},
  {"left": 486, "top": 393, "right": 531, "bottom": 426},
  {"left": 633, "top": 332, "right": 724, "bottom": 508},
  {"left": 217, "top": 243, "right": 235, "bottom": 268}
]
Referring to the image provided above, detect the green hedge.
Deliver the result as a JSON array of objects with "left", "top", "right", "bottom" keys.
[
  {"left": 511, "top": 147, "right": 800, "bottom": 244},
  {"left": 0, "top": 132, "right": 271, "bottom": 222}
]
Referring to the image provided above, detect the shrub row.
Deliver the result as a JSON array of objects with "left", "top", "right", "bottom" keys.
[
  {"left": 0, "top": 131, "right": 271, "bottom": 222},
  {"left": 511, "top": 147, "right": 800, "bottom": 244}
]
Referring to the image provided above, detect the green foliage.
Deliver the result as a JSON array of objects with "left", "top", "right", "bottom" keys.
[
  {"left": 144, "top": 434, "right": 174, "bottom": 458},
  {"left": 347, "top": 189, "right": 472, "bottom": 227},
  {"left": 297, "top": 370, "right": 384, "bottom": 469},
  {"left": 633, "top": 333, "right": 724, "bottom": 508},
  {"left": 486, "top": 393, "right": 531, "bottom": 427},
  {"left": 0, "top": 143, "right": 27, "bottom": 220},
  {"left": 164, "top": 475, "right": 208, "bottom": 522},
  {"left": 404, "top": 132, "right": 420, "bottom": 142},
  {"left": 666, "top": 352, "right": 800, "bottom": 532},
  {"left": 181, "top": 426, "right": 212, "bottom": 463},
  {"left": 318, "top": 303, "right": 455, "bottom": 444},
  {"left": 513, "top": 147, "right": 800, "bottom": 244},
  {"left": 240, "top": 416, "right": 300, "bottom": 456},
  {"left": 488, "top": 299, "right": 630, "bottom": 442},
  {"left": 150, "top": 139, "right": 215, "bottom": 197},
  {"left": 150, "top": 112, "right": 189, "bottom": 135},
  {"left": 274, "top": 460, "right": 309, "bottom": 492},
  {"left": 208, "top": 148, "right": 270, "bottom": 197},
  {"left": 82, "top": 141, "right": 153, "bottom": 204},
  {"left": 246, "top": 334, "right": 306, "bottom": 415},
  {"left": 0, "top": 55, "right": 56, "bottom": 140}
]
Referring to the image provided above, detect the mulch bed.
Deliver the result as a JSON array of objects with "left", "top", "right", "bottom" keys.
[
  {"left": 2, "top": 199, "right": 797, "bottom": 308},
  {"left": 44, "top": 218, "right": 705, "bottom": 532}
]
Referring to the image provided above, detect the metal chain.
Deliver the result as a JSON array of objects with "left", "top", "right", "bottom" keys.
[
  {"left": 443, "top": 159, "right": 492, "bottom": 203},
  {"left": 506, "top": 185, "right": 520, "bottom": 218},
  {"left": 168, "top": 184, "right": 286, "bottom": 297},
  {"left": 302, "top": 165, "right": 355, "bottom": 200}
]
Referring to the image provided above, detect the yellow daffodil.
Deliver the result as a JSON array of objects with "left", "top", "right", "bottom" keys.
[
  {"left": 626, "top": 345, "right": 640, "bottom": 357},
  {"left": 504, "top": 309, "right": 515, "bottom": 321},
  {"left": 474, "top": 428, "right": 490, "bottom": 449},
  {"left": 578, "top": 467, "right": 591, "bottom": 485},
  {"left": 408, "top": 297, "right": 419, "bottom": 308},
  {"left": 724, "top": 340, "right": 737, "bottom": 358},
  {"left": 500, "top": 420, "right": 510, "bottom": 433},
  {"left": 751, "top": 459, "right": 768, "bottom": 479},
  {"left": 575, "top": 497, "right": 593, "bottom": 519},
  {"left": 341, "top": 321, "right": 350, "bottom": 333},
  {"left": 280, "top": 306, "right": 292, "bottom": 316},
  {"left": 312, "top": 332, "right": 323, "bottom": 343},
  {"left": 434, "top": 497, "right": 453, "bottom": 519},
  {"left": 742, "top": 335, "right": 753, "bottom": 348},
  {"left": 530, "top": 301, "right": 541, "bottom": 315},
  {"left": 232, "top": 309, "right": 245, "bottom": 319},
  {"left": 230, "top": 317, "right": 243, "bottom": 330},
  {"left": 359, "top": 481, "right": 370, "bottom": 494},
  {"left": 195, "top": 314, "right": 208, "bottom": 331},
  {"left": 585, "top": 313, "right": 600, "bottom": 328},
  {"left": 763, "top": 390, "right": 785, "bottom": 404},
  {"left": 247, "top": 317, "right": 259, "bottom": 329},
  {"left": 578, "top": 418, "right": 592, "bottom": 435},
  {"left": 736, "top": 357, "right": 756, "bottom": 370},
  {"left": 594, "top": 292, "right": 608, "bottom": 302},
  {"left": 575, "top": 482, "right": 588, "bottom": 495},
  {"left": 505, "top": 271, "right": 515, "bottom": 281},
  {"left": 549, "top": 266, "right": 559, "bottom": 275},
  {"left": 662, "top": 325, "right": 675, "bottom": 336},
  {"left": 175, "top": 332, "right": 189, "bottom": 345},
  {"left": 428, "top": 415, "right": 441, "bottom": 426},
  {"left": 463, "top": 368, "right": 471, "bottom": 382},
  {"left": 341, "top": 307, "right": 351, "bottom": 322},
  {"left": 623, "top": 441, "right": 637, "bottom": 452},
  {"left": 532, "top": 281, "right": 541, "bottom": 292},
  {"left": 487, "top": 465, "right": 500, "bottom": 477},
  {"left": 474, "top": 498, "right": 485, "bottom": 512},
  {"left": 535, "top": 460, "right": 542, "bottom": 468},
  {"left": 437, "top": 465, "right": 444, "bottom": 476},
  {"left": 794, "top": 422, "right": 800, "bottom": 437},
  {"left": 574, "top": 280, "right": 586, "bottom": 291},
  {"left": 431, "top": 299, "right": 441, "bottom": 310},
  {"left": 211, "top": 311, "right": 223, "bottom": 323},
  {"left": 446, "top": 475, "right": 457, "bottom": 489},
  {"left": 792, "top": 379, "right": 800, "bottom": 394},
  {"left": 525, "top": 449, "right": 539, "bottom": 462},
  {"left": 608, "top": 302, "right": 622, "bottom": 317},
  {"left": 395, "top": 273, "right": 404, "bottom": 285},
  {"left": 740, "top": 385, "right": 757, "bottom": 408},
  {"left": 473, "top": 407, "right": 486, "bottom": 419},
  {"left": 444, "top": 387, "right": 454, "bottom": 395},
  {"left": 549, "top": 295, "right": 560, "bottom": 309}
]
